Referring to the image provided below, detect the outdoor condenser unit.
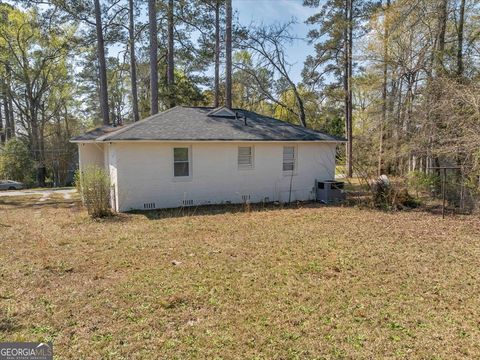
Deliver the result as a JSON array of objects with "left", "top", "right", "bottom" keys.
[{"left": 315, "top": 180, "right": 346, "bottom": 204}]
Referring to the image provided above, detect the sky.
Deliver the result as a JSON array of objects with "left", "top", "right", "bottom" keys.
[
  {"left": 102, "top": 0, "right": 315, "bottom": 84},
  {"left": 233, "top": 0, "right": 314, "bottom": 83},
  {"left": 13, "top": 0, "right": 316, "bottom": 84}
]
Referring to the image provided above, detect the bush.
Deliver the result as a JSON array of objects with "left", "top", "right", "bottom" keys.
[
  {"left": 74, "top": 165, "right": 112, "bottom": 218},
  {"left": 373, "top": 177, "right": 419, "bottom": 210},
  {"left": 407, "top": 171, "right": 439, "bottom": 197},
  {"left": 0, "top": 138, "right": 34, "bottom": 184}
]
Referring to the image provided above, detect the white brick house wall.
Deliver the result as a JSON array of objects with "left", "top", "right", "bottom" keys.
[{"left": 78, "top": 141, "right": 337, "bottom": 211}]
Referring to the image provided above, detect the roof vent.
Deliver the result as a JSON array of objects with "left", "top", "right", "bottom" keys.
[{"left": 234, "top": 111, "right": 247, "bottom": 126}]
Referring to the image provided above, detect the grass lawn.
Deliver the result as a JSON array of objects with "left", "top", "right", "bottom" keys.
[{"left": 1, "top": 196, "right": 479, "bottom": 359}]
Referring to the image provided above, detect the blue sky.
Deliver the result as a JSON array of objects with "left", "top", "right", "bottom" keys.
[
  {"left": 14, "top": 0, "right": 315, "bottom": 84},
  {"left": 234, "top": 0, "right": 313, "bottom": 83}
]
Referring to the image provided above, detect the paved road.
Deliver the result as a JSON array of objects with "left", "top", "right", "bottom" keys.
[{"left": 0, "top": 188, "right": 76, "bottom": 198}]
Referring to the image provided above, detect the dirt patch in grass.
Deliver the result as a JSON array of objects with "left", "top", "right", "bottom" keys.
[{"left": 0, "top": 197, "right": 479, "bottom": 358}]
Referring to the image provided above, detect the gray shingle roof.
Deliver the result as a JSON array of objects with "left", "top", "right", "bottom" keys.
[
  {"left": 70, "top": 125, "right": 125, "bottom": 142},
  {"left": 72, "top": 106, "right": 344, "bottom": 142}
]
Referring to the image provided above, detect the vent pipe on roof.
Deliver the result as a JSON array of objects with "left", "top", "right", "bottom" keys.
[{"left": 235, "top": 112, "right": 247, "bottom": 126}]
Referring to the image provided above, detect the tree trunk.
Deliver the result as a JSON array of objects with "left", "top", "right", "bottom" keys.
[
  {"left": 1, "top": 78, "right": 7, "bottom": 142},
  {"left": 0, "top": 98, "right": 3, "bottom": 144},
  {"left": 30, "top": 109, "right": 46, "bottom": 187},
  {"left": 379, "top": 0, "right": 390, "bottom": 176},
  {"left": 94, "top": 0, "right": 110, "bottom": 126},
  {"left": 225, "top": 0, "right": 232, "bottom": 109},
  {"left": 129, "top": 0, "right": 140, "bottom": 122},
  {"left": 299, "top": 100, "right": 307, "bottom": 128},
  {"left": 343, "top": 0, "right": 349, "bottom": 174},
  {"left": 2, "top": 80, "right": 11, "bottom": 140},
  {"left": 2, "top": 92, "right": 9, "bottom": 141},
  {"left": 167, "top": 0, "right": 175, "bottom": 108},
  {"left": 5, "top": 64, "right": 15, "bottom": 139},
  {"left": 457, "top": 0, "right": 465, "bottom": 77},
  {"left": 7, "top": 87, "right": 14, "bottom": 137},
  {"left": 38, "top": 104, "right": 47, "bottom": 187},
  {"left": 214, "top": 0, "right": 220, "bottom": 108},
  {"left": 435, "top": 0, "right": 448, "bottom": 75},
  {"left": 347, "top": 0, "right": 353, "bottom": 178},
  {"left": 294, "top": 90, "right": 307, "bottom": 127},
  {"left": 344, "top": 0, "right": 353, "bottom": 178},
  {"left": 148, "top": 0, "right": 159, "bottom": 114}
]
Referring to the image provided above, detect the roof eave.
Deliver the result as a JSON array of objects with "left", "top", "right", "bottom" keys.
[
  {"left": 70, "top": 139, "right": 98, "bottom": 143},
  {"left": 90, "top": 138, "right": 344, "bottom": 143}
]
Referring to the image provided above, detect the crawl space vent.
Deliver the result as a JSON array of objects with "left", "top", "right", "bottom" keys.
[{"left": 144, "top": 203, "right": 155, "bottom": 209}]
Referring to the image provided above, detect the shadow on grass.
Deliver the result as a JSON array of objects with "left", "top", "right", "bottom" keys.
[
  {"left": 0, "top": 311, "right": 21, "bottom": 333},
  {"left": 88, "top": 212, "right": 132, "bottom": 223},
  {"left": 129, "top": 201, "right": 343, "bottom": 220},
  {"left": 413, "top": 202, "right": 473, "bottom": 217}
]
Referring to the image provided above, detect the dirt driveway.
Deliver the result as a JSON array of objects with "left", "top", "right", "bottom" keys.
[{"left": 0, "top": 188, "right": 76, "bottom": 200}]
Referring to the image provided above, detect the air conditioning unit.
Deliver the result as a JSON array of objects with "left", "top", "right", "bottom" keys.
[{"left": 315, "top": 180, "right": 345, "bottom": 204}]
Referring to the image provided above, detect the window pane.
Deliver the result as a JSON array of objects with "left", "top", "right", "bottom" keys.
[
  {"left": 174, "top": 148, "right": 189, "bottom": 161},
  {"left": 174, "top": 162, "right": 189, "bottom": 177}
]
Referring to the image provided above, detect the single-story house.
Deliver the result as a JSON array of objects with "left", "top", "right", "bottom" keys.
[{"left": 71, "top": 106, "right": 343, "bottom": 212}]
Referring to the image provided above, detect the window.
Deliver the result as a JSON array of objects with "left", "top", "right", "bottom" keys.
[
  {"left": 174, "top": 147, "right": 190, "bottom": 177},
  {"left": 283, "top": 146, "right": 296, "bottom": 171},
  {"left": 238, "top": 146, "right": 253, "bottom": 169}
]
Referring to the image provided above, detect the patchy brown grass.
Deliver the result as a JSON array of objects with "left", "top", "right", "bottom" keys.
[{"left": 1, "top": 197, "right": 479, "bottom": 359}]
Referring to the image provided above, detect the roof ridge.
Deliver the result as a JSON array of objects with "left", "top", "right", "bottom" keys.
[{"left": 97, "top": 106, "right": 182, "bottom": 141}]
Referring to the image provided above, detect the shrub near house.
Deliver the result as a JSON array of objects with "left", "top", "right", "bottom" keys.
[{"left": 75, "top": 165, "right": 111, "bottom": 218}]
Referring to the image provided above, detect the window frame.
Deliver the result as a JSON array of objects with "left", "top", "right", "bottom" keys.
[
  {"left": 282, "top": 145, "right": 297, "bottom": 174},
  {"left": 237, "top": 145, "right": 255, "bottom": 170},
  {"left": 172, "top": 146, "right": 192, "bottom": 180}
]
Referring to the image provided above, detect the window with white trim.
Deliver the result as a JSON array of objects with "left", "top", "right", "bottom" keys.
[
  {"left": 283, "top": 146, "right": 296, "bottom": 171},
  {"left": 238, "top": 146, "right": 253, "bottom": 169},
  {"left": 173, "top": 147, "right": 190, "bottom": 177}
]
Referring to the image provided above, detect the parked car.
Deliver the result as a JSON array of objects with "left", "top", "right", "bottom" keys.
[{"left": 0, "top": 180, "right": 24, "bottom": 190}]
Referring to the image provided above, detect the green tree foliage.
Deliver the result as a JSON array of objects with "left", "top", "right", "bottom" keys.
[
  {"left": 2, "top": 0, "right": 477, "bottom": 209},
  {"left": 0, "top": 3, "right": 77, "bottom": 186},
  {"left": 303, "top": 0, "right": 377, "bottom": 91},
  {"left": 0, "top": 138, "right": 34, "bottom": 183}
]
